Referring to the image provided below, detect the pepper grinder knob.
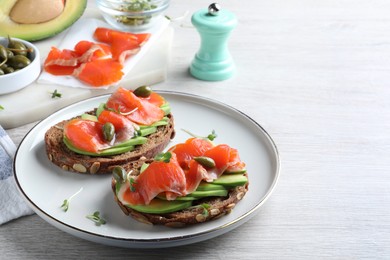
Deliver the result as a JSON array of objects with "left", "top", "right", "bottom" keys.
[{"left": 190, "top": 3, "right": 237, "bottom": 81}]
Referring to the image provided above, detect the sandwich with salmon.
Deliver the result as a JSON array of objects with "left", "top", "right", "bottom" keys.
[
  {"left": 44, "top": 86, "right": 175, "bottom": 174},
  {"left": 111, "top": 132, "right": 249, "bottom": 227}
]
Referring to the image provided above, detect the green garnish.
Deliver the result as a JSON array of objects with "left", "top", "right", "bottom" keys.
[
  {"left": 116, "top": 0, "right": 157, "bottom": 26},
  {"left": 154, "top": 151, "right": 172, "bottom": 163},
  {"left": 200, "top": 203, "right": 210, "bottom": 217},
  {"left": 51, "top": 89, "right": 62, "bottom": 99},
  {"left": 60, "top": 199, "right": 70, "bottom": 212},
  {"left": 182, "top": 129, "right": 217, "bottom": 141},
  {"left": 60, "top": 188, "right": 83, "bottom": 212},
  {"left": 0, "top": 105, "right": 4, "bottom": 110},
  {"left": 129, "top": 177, "right": 137, "bottom": 192},
  {"left": 86, "top": 211, "right": 106, "bottom": 226}
]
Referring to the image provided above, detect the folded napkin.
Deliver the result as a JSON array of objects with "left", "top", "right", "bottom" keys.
[{"left": 0, "top": 125, "right": 34, "bottom": 225}]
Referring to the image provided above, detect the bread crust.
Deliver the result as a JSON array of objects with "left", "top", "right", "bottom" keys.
[
  {"left": 111, "top": 158, "right": 249, "bottom": 227},
  {"left": 44, "top": 114, "right": 175, "bottom": 174}
]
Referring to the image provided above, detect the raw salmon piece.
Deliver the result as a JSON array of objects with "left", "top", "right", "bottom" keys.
[
  {"left": 98, "top": 110, "right": 136, "bottom": 142},
  {"left": 74, "top": 59, "right": 124, "bottom": 87},
  {"left": 93, "top": 28, "right": 150, "bottom": 63},
  {"left": 44, "top": 47, "right": 80, "bottom": 75},
  {"left": 225, "top": 147, "right": 246, "bottom": 172},
  {"left": 144, "top": 92, "right": 166, "bottom": 107},
  {"left": 185, "top": 160, "right": 208, "bottom": 193},
  {"left": 108, "top": 31, "right": 140, "bottom": 63},
  {"left": 93, "top": 27, "right": 149, "bottom": 45},
  {"left": 168, "top": 138, "right": 214, "bottom": 169},
  {"left": 122, "top": 153, "right": 187, "bottom": 205},
  {"left": 106, "top": 87, "right": 164, "bottom": 125},
  {"left": 64, "top": 119, "right": 107, "bottom": 153},
  {"left": 74, "top": 41, "right": 112, "bottom": 62}
]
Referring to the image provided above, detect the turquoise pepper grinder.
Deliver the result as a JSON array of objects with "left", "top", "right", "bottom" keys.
[{"left": 190, "top": 3, "right": 237, "bottom": 81}]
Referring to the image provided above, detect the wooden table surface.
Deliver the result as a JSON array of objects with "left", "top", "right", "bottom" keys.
[{"left": 2, "top": 0, "right": 390, "bottom": 259}]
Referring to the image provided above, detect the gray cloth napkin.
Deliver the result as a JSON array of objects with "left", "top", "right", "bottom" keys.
[{"left": 0, "top": 125, "right": 34, "bottom": 225}]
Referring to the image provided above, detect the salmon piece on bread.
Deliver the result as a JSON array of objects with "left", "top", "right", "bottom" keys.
[
  {"left": 44, "top": 87, "right": 175, "bottom": 174},
  {"left": 111, "top": 134, "right": 249, "bottom": 227}
]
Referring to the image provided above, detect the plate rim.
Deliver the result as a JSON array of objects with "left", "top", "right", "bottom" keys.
[{"left": 13, "top": 90, "right": 281, "bottom": 246}]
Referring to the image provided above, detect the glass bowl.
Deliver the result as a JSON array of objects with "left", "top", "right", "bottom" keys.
[{"left": 96, "top": 0, "right": 170, "bottom": 32}]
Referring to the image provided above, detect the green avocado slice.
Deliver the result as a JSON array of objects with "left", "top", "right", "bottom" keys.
[
  {"left": 126, "top": 199, "right": 192, "bottom": 214},
  {"left": 0, "top": 0, "right": 87, "bottom": 41},
  {"left": 211, "top": 174, "right": 248, "bottom": 187}
]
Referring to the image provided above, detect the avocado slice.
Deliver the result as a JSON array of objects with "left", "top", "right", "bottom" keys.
[
  {"left": 190, "top": 189, "right": 228, "bottom": 198},
  {"left": 0, "top": 0, "right": 87, "bottom": 41},
  {"left": 126, "top": 199, "right": 192, "bottom": 214},
  {"left": 211, "top": 174, "right": 248, "bottom": 187},
  {"left": 196, "top": 182, "right": 227, "bottom": 191}
]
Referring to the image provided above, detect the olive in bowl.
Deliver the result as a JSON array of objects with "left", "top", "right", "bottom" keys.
[{"left": 0, "top": 37, "right": 41, "bottom": 95}]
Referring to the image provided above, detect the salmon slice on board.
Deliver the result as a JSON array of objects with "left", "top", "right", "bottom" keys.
[
  {"left": 44, "top": 47, "right": 80, "bottom": 75},
  {"left": 73, "top": 59, "right": 124, "bottom": 87}
]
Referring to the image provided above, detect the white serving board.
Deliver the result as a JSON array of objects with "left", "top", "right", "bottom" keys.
[{"left": 0, "top": 23, "right": 173, "bottom": 129}]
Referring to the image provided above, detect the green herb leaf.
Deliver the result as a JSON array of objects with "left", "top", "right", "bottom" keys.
[
  {"left": 0, "top": 105, "right": 4, "bottom": 110},
  {"left": 182, "top": 129, "right": 218, "bottom": 141},
  {"left": 51, "top": 89, "right": 62, "bottom": 99},
  {"left": 60, "top": 188, "right": 83, "bottom": 212},
  {"left": 154, "top": 151, "right": 172, "bottom": 163},
  {"left": 200, "top": 203, "right": 210, "bottom": 217},
  {"left": 60, "top": 199, "right": 69, "bottom": 212},
  {"left": 129, "top": 177, "right": 137, "bottom": 192},
  {"left": 207, "top": 130, "right": 217, "bottom": 141},
  {"left": 86, "top": 211, "right": 106, "bottom": 226}
]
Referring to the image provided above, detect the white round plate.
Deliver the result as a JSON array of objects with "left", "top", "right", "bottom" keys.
[{"left": 14, "top": 91, "right": 280, "bottom": 248}]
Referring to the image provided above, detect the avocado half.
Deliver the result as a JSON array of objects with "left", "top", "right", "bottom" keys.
[{"left": 0, "top": 0, "right": 87, "bottom": 42}]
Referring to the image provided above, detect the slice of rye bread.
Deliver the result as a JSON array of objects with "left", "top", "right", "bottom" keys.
[
  {"left": 44, "top": 113, "right": 175, "bottom": 174},
  {"left": 111, "top": 158, "right": 249, "bottom": 227}
]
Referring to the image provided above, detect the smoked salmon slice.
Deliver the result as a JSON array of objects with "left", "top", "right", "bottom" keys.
[
  {"left": 64, "top": 119, "right": 107, "bottom": 153},
  {"left": 44, "top": 27, "right": 150, "bottom": 87},
  {"left": 168, "top": 138, "right": 214, "bottom": 169},
  {"left": 64, "top": 110, "right": 136, "bottom": 153},
  {"left": 122, "top": 153, "right": 187, "bottom": 205},
  {"left": 74, "top": 41, "right": 112, "bottom": 63},
  {"left": 93, "top": 28, "right": 150, "bottom": 63},
  {"left": 44, "top": 47, "right": 80, "bottom": 75},
  {"left": 106, "top": 87, "right": 164, "bottom": 125},
  {"left": 73, "top": 59, "right": 124, "bottom": 87}
]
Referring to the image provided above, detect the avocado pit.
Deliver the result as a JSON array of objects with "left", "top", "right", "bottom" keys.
[{"left": 10, "top": 0, "right": 65, "bottom": 24}]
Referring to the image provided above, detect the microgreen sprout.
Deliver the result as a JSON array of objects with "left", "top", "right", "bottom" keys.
[
  {"left": 86, "top": 211, "right": 106, "bottom": 226},
  {"left": 154, "top": 151, "right": 172, "bottom": 163},
  {"left": 200, "top": 203, "right": 210, "bottom": 217},
  {"left": 129, "top": 177, "right": 137, "bottom": 192},
  {"left": 182, "top": 129, "right": 217, "bottom": 141},
  {"left": 60, "top": 187, "right": 83, "bottom": 212},
  {"left": 51, "top": 89, "right": 62, "bottom": 99}
]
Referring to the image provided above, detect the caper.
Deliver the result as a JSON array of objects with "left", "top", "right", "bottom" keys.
[
  {"left": 0, "top": 45, "right": 7, "bottom": 67},
  {"left": 0, "top": 69, "right": 4, "bottom": 76},
  {"left": 102, "top": 122, "right": 115, "bottom": 142},
  {"left": 8, "top": 36, "right": 27, "bottom": 56},
  {"left": 0, "top": 63, "right": 7, "bottom": 70},
  {"left": 113, "top": 166, "right": 127, "bottom": 183},
  {"left": 0, "top": 45, "right": 7, "bottom": 60},
  {"left": 3, "top": 67, "right": 14, "bottom": 74},
  {"left": 194, "top": 156, "right": 216, "bottom": 168},
  {"left": 7, "top": 55, "right": 31, "bottom": 69},
  {"left": 6, "top": 49, "right": 14, "bottom": 59},
  {"left": 133, "top": 85, "right": 152, "bottom": 98}
]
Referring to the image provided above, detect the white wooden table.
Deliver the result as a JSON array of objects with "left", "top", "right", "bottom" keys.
[{"left": 2, "top": 0, "right": 390, "bottom": 259}]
